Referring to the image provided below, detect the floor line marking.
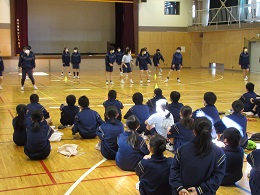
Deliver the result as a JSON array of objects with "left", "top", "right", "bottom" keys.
[
  {"left": 64, "top": 158, "right": 107, "bottom": 195},
  {"left": 236, "top": 184, "right": 251, "bottom": 194},
  {"left": 39, "top": 160, "right": 57, "bottom": 184},
  {"left": 7, "top": 109, "right": 14, "bottom": 118}
]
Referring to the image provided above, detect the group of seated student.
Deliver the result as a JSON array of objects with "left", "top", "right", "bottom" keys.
[{"left": 11, "top": 82, "right": 260, "bottom": 194}]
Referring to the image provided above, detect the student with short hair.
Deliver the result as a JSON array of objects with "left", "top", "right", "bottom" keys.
[
  {"left": 72, "top": 95, "right": 104, "bottom": 139},
  {"left": 136, "top": 48, "right": 152, "bottom": 84},
  {"left": 135, "top": 134, "right": 173, "bottom": 195},
  {"left": 71, "top": 47, "right": 81, "bottom": 79},
  {"left": 169, "top": 117, "right": 226, "bottom": 195},
  {"left": 124, "top": 92, "right": 150, "bottom": 134},
  {"left": 115, "top": 47, "right": 123, "bottom": 75},
  {"left": 120, "top": 48, "right": 134, "bottom": 84},
  {"left": 24, "top": 110, "right": 54, "bottom": 160},
  {"left": 105, "top": 46, "right": 116, "bottom": 85},
  {"left": 239, "top": 82, "right": 257, "bottom": 112},
  {"left": 168, "top": 91, "right": 184, "bottom": 123},
  {"left": 96, "top": 106, "right": 124, "bottom": 160},
  {"left": 239, "top": 47, "right": 250, "bottom": 81},
  {"left": 59, "top": 94, "right": 79, "bottom": 128},
  {"left": 152, "top": 49, "right": 164, "bottom": 76},
  {"left": 214, "top": 100, "right": 248, "bottom": 148},
  {"left": 146, "top": 88, "right": 166, "bottom": 115},
  {"left": 61, "top": 47, "right": 71, "bottom": 76},
  {"left": 0, "top": 54, "right": 4, "bottom": 89},
  {"left": 116, "top": 115, "right": 150, "bottom": 171},
  {"left": 103, "top": 90, "right": 124, "bottom": 121},
  {"left": 247, "top": 149, "right": 260, "bottom": 195},
  {"left": 12, "top": 104, "right": 27, "bottom": 146},
  {"left": 27, "top": 94, "right": 52, "bottom": 124},
  {"left": 167, "top": 105, "right": 194, "bottom": 151},
  {"left": 192, "top": 92, "right": 220, "bottom": 139},
  {"left": 221, "top": 127, "right": 244, "bottom": 186}
]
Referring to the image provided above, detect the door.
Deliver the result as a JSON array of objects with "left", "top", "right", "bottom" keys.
[{"left": 250, "top": 41, "right": 260, "bottom": 72}]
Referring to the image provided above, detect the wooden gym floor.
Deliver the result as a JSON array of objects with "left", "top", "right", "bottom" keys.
[{"left": 0, "top": 68, "right": 259, "bottom": 195}]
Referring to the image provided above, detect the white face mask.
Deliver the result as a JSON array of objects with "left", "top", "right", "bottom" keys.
[
  {"left": 177, "top": 50, "right": 181, "bottom": 53},
  {"left": 117, "top": 49, "right": 121, "bottom": 52},
  {"left": 74, "top": 50, "right": 77, "bottom": 53},
  {"left": 143, "top": 51, "right": 147, "bottom": 54},
  {"left": 112, "top": 50, "right": 114, "bottom": 53},
  {"left": 244, "top": 49, "right": 248, "bottom": 52},
  {"left": 65, "top": 49, "right": 68, "bottom": 52},
  {"left": 129, "top": 51, "right": 131, "bottom": 55},
  {"left": 25, "top": 50, "right": 30, "bottom": 54}
]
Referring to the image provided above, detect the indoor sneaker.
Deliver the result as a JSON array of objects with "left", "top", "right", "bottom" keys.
[{"left": 33, "top": 85, "right": 38, "bottom": 90}]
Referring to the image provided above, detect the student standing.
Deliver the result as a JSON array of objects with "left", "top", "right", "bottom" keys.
[
  {"left": 247, "top": 149, "right": 260, "bottom": 195},
  {"left": 168, "top": 91, "right": 184, "bottom": 123},
  {"left": 120, "top": 48, "right": 134, "bottom": 84},
  {"left": 124, "top": 92, "right": 150, "bottom": 134},
  {"left": 103, "top": 90, "right": 124, "bottom": 121},
  {"left": 105, "top": 46, "right": 116, "bottom": 85},
  {"left": 135, "top": 134, "right": 173, "bottom": 195},
  {"left": 61, "top": 47, "right": 71, "bottom": 77},
  {"left": 96, "top": 106, "right": 124, "bottom": 160},
  {"left": 165, "top": 47, "right": 182, "bottom": 83},
  {"left": 12, "top": 104, "right": 27, "bottom": 146},
  {"left": 72, "top": 96, "right": 104, "bottom": 139},
  {"left": 239, "top": 47, "right": 250, "bottom": 81},
  {"left": 221, "top": 128, "right": 244, "bottom": 186},
  {"left": 19, "top": 46, "right": 37, "bottom": 91},
  {"left": 116, "top": 115, "right": 150, "bottom": 171},
  {"left": 136, "top": 48, "right": 151, "bottom": 84},
  {"left": 115, "top": 47, "right": 123, "bottom": 75},
  {"left": 169, "top": 117, "right": 226, "bottom": 195},
  {"left": 24, "top": 110, "right": 54, "bottom": 160},
  {"left": 0, "top": 54, "right": 4, "bottom": 89},
  {"left": 153, "top": 49, "right": 164, "bottom": 76},
  {"left": 71, "top": 47, "right": 81, "bottom": 79}
]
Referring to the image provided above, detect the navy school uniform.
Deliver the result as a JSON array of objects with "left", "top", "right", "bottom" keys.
[
  {"left": 135, "top": 154, "right": 173, "bottom": 195},
  {"left": 116, "top": 131, "right": 150, "bottom": 171},
  {"left": 239, "top": 52, "right": 250, "bottom": 69},
  {"left": 168, "top": 102, "right": 184, "bottom": 123},
  {"left": 214, "top": 112, "right": 248, "bottom": 148},
  {"left": 103, "top": 99, "right": 123, "bottom": 121},
  {"left": 171, "top": 52, "right": 182, "bottom": 70},
  {"left": 247, "top": 149, "right": 260, "bottom": 195},
  {"left": 0, "top": 56, "right": 4, "bottom": 76},
  {"left": 62, "top": 51, "right": 71, "bottom": 66},
  {"left": 169, "top": 140, "right": 226, "bottom": 195},
  {"left": 167, "top": 122, "right": 194, "bottom": 151},
  {"left": 12, "top": 116, "right": 27, "bottom": 146},
  {"left": 152, "top": 52, "right": 164, "bottom": 66},
  {"left": 136, "top": 54, "right": 152, "bottom": 70},
  {"left": 18, "top": 51, "right": 25, "bottom": 68},
  {"left": 105, "top": 52, "right": 116, "bottom": 72},
  {"left": 146, "top": 95, "right": 166, "bottom": 115},
  {"left": 124, "top": 104, "right": 150, "bottom": 133},
  {"left": 19, "top": 52, "right": 36, "bottom": 69},
  {"left": 27, "top": 103, "right": 50, "bottom": 119},
  {"left": 60, "top": 104, "right": 79, "bottom": 126},
  {"left": 24, "top": 117, "right": 53, "bottom": 160},
  {"left": 115, "top": 51, "right": 123, "bottom": 65},
  {"left": 239, "top": 91, "right": 257, "bottom": 112},
  {"left": 71, "top": 52, "right": 81, "bottom": 69},
  {"left": 96, "top": 119, "right": 124, "bottom": 160},
  {"left": 72, "top": 107, "right": 104, "bottom": 139},
  {"left": 221, "top": 145, "right": 244, "bottom": 186}
]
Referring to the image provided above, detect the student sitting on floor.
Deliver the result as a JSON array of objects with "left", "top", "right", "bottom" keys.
[
  {"left": 214, "top": 100, "right": 248, "bottom": 149},
  {"left": 12, "top": 104, "right": 27, "bottom": 146},
  {"left": 72, "top": 96, "right": 104, "bottom": 139},
  {"left": 167, "top": 105, "right": 194, "bottom": 152},
  {"left": 135, "top": 134, "right": 173, "bottom": 195},
  {"left": 146, "top": 88, "right": 166, "bottom": 115},
  {"left": 167, "top": 91, "right": 184, "bottom": 123},
  {"left": 221, "top": 127, "right": 244, "bottom": 186},
  {"left": 124, "top": 92, "right": 150, "bottom": 134},
  {"left": 24, "top": 110, "right": 54, "bottom": 160},
  {"left": 27, "top": 94, "right": 52, "bottom": 125},
  {"left": 116, "top": 115, "right": 150, "bottom": 171},
  {"left": 96, "top": 106, "right": 124, "bottom": 160},
  {"left": 59, "top": 94, "right": 79, "bottom": 129},
  {"left": 239, "top": 82, "right": 257, "bottom": 113},
  {"left": 247, "top": 148, "right": 260, "bottom": 195}
]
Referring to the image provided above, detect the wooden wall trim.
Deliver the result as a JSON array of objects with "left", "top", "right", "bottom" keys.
[{"left": 0, "top": 23, "right": 11, "bottom": 29}]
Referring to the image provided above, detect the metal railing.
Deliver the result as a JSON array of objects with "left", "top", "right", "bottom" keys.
[{"left": 188, "top": 2, "right": 260, "bottom": 27}]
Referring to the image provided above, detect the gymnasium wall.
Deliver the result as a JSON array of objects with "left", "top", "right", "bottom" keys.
[
  {"left": 27, "top": 0, "right": 115, "bottom": 54},
  {"left": 138, "top": 0, "right": 193, "bottom": 27},
  {"left": 0, "top": 0, "right": 11, "bottom": 56}
]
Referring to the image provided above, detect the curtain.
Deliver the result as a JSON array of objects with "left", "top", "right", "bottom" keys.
[{"left": 15, "top": 0, "right": 28, "bottom": 54}]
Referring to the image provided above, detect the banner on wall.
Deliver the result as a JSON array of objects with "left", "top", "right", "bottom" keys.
[{"left": 15, "top": 0, "right": 28, "bottom": 54}]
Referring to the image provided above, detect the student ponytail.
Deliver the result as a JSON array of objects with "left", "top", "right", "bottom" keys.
[
  {"left": 180, "top": 105, "right": 193, "bottom": 129},
  {"left": 193, "top": 117, "right": 213, "bottom": 157},
  {"left": 126, "top": 115, "right": 140, "bottom": 148},
  {"left": 15, "top": 104, "right": 27, "bottom": 131},
  {"left": 31, "top": 110, "right": 43, "bottom": 132},
  {"left": 105, "top": 106, "right": 118, "bottom": 125}
]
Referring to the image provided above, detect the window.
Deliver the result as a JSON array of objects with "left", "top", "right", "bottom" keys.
[{"left": 164, "top": 1, "right": 180, "bottom": 15}]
